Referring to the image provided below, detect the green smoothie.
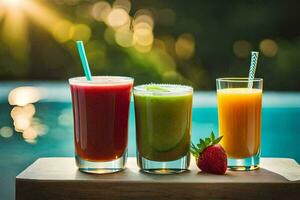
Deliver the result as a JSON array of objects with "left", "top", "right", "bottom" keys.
[{"left": 134, "top": 84, "right": 193, "bottom": 162}]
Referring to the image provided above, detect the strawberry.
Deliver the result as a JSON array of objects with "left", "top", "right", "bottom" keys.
[{"left": 191, "top": 132, "right": 227, "bottom": 175}]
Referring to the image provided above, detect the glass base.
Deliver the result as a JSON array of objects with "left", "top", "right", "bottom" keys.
[
  {"left": 228, "top": 154, "right": 260, "bottom": 171},
  {"left": 137, "top": 152, "right": 190, "bottom": 174},
  {"left": 75, "top": 150, "right": 127, "bottom": 174}
]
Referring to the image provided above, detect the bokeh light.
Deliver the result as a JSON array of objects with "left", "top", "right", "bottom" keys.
[
  {"left": 11, "top": 104, "right": 36, "bottom": 120},
  {"left": 134, "top": 28, "right": 154, "bottom": 46},
  {"left": 70, "top": 24, "right": 91, "bottom": 42},
  {"left": 153, "top": 39, "right": 167, "bottom": 52},
  {"left": 113, "top": 0, "right": 131, "bottom": 13},
  {"left": 8, "top": 87, "right": 42, "bottom": 106},
  {"left": 104, "top": 27, "right": 115, "bottom": 44},
  {"left": 0, "top": 126, "right": 14, "bottom": 138},
  {"left": 132, "top": 9, "right": 154, "bottom": 51},
  {"left": 115, "top": 28, "right": 135, "bottom": 47},
  {"left": 106, "top": 8, "right": 129, "bottom": 28},
  {"left": 14, "top": 115, "right": 31, "bottom": 131},
  {"left": 160, "top": 35, "right": 176, "bottom": 51},
  {"left": 233, "top": 40, "right": 252, "bottom": 58},
  {"left": 259, "top": 39, "right": 278, "bottom": 57},
  {"left": 133, "top": 9, "right": 154, "bottom": 28},
  {"left": 52, "top": 20, "right": 73, "bottom": 43},
  {"left": 11, "top": 104, "right": 36, "bottom": 132},
  {"left": 22, "top": 127, "right": 37, "bottom": 140},
  {"left": 134, "top": 43, "right": 152, "bottom": 53},
  {"left": 31, "top": 118, "right": 48, "bottom": 136},
  {"left": 75, "top": 4, "right": 93, "bottom": 20},
  {"left": 7, "top": 86, "right": 47, "bottom": 143},
  {"left": 163, "top": 70, "right": 183, "bottom": 82},
  {"left": 175, "top": 33, "right": 195, "bottom": 60},
  {"left": 58, "top": 109, "right": 73, "bottom": 126},
  {"left": 92, "top": 1, "right": 111, "bottom": 22}
]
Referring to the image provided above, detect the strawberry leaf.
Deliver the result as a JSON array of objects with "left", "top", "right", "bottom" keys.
[
  {"left": 200, "top": 139, "right": 206, "bottom": 147},
  {"left": 213, "top": 136, "right": 223, "bottom": 145},
  {"left": 191, "top": 143, "right": 200, "bottom": 158},
  {"left": 190, "top": 131, "right": 224, "bottom": 158},
  {"left": 210, "top": 131, "right": 215, "bottom": 141},
  {"left": 205, "top": 138, "right": 211, "bottom": 145}
]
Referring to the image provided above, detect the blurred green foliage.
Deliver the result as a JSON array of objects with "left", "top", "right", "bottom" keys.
[{"left": 0, "top": 0, "right": 299, "bottom": 90}]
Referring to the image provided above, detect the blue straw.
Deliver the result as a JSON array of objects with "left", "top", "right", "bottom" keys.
[{"left": 76, "top": 41, "right": 92, "bottom": 81}]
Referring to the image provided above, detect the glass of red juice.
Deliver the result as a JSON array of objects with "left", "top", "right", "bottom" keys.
[{"left": 69, "top": 76, "right": 133, "bottom": 174}]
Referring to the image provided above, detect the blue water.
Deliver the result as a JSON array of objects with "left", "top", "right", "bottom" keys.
[{"left": 0, "top": 83, "right": 299, "bottom": 199}]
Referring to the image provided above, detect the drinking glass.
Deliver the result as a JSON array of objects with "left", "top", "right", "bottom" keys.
[
  {"left": 134, "top": 84, "right": 193, "bottom": 174},
  {"left": 69, "top": 76, "right": 133, "bottom": 174},
  {"left": 216, "top": 78, "right": 263, "bottom": 170}
]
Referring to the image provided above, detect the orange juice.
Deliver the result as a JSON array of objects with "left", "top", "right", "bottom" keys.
[{"left": 217, "top": 88, "right": 262, "bottom": 159}]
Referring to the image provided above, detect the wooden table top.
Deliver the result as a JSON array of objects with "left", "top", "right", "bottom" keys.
[{"left": 16, "top": 157, "right": 300, "bottom": 200}]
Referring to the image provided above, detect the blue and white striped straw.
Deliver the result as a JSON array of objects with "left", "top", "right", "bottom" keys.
[{"left": 248, "top": 51, "right": 259, "bottom": 88}]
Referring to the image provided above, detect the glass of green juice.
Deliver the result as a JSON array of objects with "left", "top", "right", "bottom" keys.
[{"left": 134, "top": 84, "right": 193, "bottom": 174}]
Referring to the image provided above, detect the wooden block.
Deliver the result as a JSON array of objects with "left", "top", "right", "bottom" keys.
[{"left": 16, "top": 157, "right": 300, "bottom": 200}]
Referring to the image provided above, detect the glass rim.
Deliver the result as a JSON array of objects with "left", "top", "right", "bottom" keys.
[
  {"left": 216, "top": 77, "right": 263, "bottom": 83},
  {"left": 134, "top": 83, "right": 193, "bottom": 95},
  {"left": 69, "top": 76, "right": 134, "bottom": 85}
]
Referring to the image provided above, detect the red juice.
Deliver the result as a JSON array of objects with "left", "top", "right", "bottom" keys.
[{"left": 69, "top": 76, "right": 133, "bottom": 162}]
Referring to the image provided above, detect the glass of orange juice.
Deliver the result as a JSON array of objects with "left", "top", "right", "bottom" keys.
[{"left": 216, "top": 78, "right": 263, "bottom": 171}]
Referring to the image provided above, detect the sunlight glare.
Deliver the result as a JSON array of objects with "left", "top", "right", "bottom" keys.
[
  {"left": 22, "top": 127, "right": 37, "bottom": 140},
  {"left": 10, "top": 104, "right": 35, "bottom": 121},
  {"left": 2, "top": 0, "right": 28, "bottom": 61},
  {"left": 23, "top": 0, "right": 71, "bottom": 34},
  {"left": 0, "top": 5, "right": 4, "bottom": 21},
  {"left": 14, "top": 116, "right": 31, "bottom": 131},
  {"left": 8, "top": 87, "right": 41, "bottom": 106},
  {"left": 2, "top": 0, "right": 23, "bottom": 7},
  {"left": 1, "top": 0, "right": 74, "bottom": 60},
  {"left": 52, "top": 20, "right": 73, "bottom": 43}
]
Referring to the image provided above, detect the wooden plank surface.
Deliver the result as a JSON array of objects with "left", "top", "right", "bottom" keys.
[{"left": 16, "top": 157, "right": 300, "bottom": 200}]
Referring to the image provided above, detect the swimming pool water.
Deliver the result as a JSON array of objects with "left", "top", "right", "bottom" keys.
[{"left": 0, "top": 83, "right": 299, "bottom": 200}]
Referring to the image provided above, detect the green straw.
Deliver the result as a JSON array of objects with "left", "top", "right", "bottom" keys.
[
  {"left": 76, "top": 41, "right": 92, "bottom": 81},
  {"left": 248, "top": 51, "right": 259, "bottom": 88}
]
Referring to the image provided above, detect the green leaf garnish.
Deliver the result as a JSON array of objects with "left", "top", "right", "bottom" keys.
[{"left": 190, "top": 131, "right": 223, "bottom": 159}]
